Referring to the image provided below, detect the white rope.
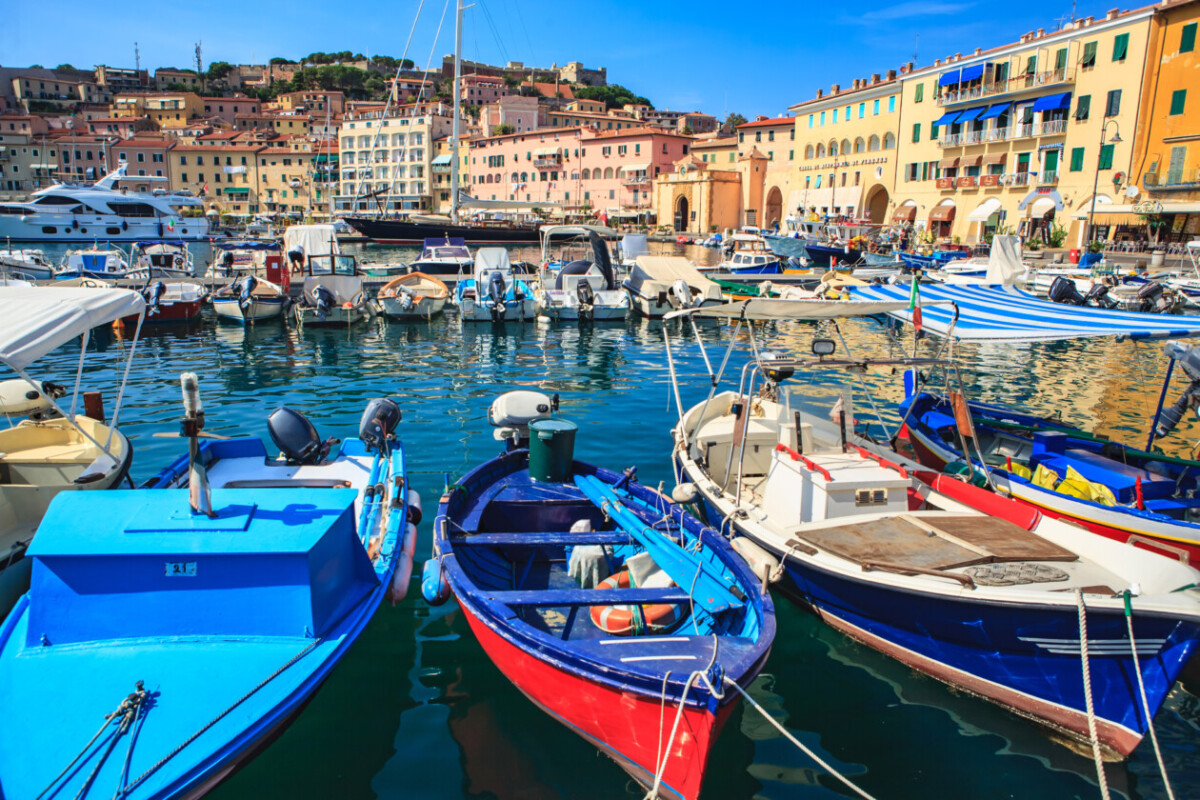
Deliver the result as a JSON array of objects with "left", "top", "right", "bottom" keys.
[
  {"left": 1124, "top": 592, "right": 1177, "bottom": 800},
  {"left": 104, "top": 314, "right": 143, "bottom": 450},
  {"left": 723, "top": 677, "right": 877, "bottom": 800},
  {"left": 1075, "top": 588, "right": 1112, "bottom": 800},
  {"left": 643, "top": 671, "right": 700, "bottom": 800}
]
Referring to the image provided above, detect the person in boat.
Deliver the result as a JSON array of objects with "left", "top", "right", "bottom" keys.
[{"left": 288, "top": 244, "right": 305, "bottom": 272}]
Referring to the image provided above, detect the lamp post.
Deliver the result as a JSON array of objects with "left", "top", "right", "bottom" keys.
[{"left": 1084, "top": 119, "right": 1122, "bottom": 249}]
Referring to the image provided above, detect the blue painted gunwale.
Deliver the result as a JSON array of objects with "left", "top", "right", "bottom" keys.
[
  {"left": 434, "top": 447, "right": 775, "bottom": 713},
  {"left": 0, "top": 436, "right": 407, "bottom": 800}
]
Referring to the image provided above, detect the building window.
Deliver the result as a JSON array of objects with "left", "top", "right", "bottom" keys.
[
  {"left": 873, "top": 99, "right": 880, "bottom": 115},
  {"left": 768, "top": 130, "right": 775, "bottom": 141},
  {"left": 1167, "top": 145, "right": 1187, "bottom": 183},
  {"left": 738, "top": 132, "right": 744, "bottom": 143},
  {"left": 1098, "top": 143, "right": 1114, "bottom": 170},
  {"left": 858, "top": 102, "right": 865, "bottom": 118},
  {"left": 1055, "top": 48, "right": 1067, "bottom": 72},
  {"left": 788, "top": 149, "right": 793, "bottom": 160},
  {"left": 1113, "top": 32, "right": 1129, "bottom": 62},
  {"left": 1082, "top": 41, "right": 1097, "bottom": 68},
  {"left": 756, "top": 130, "right": 762, "bottom": 141},
  {"left": 1075, "top": 95, "right": 1091, "bottom": 121},
  {"left": 1170, "top": 89, "right": 1187, "bottom": 116},
  {"left": 1105, "top": 89, "right": 1121, "bottom": 117},
  {"left": 1070, "top": 147, "right": 1085, "bottom": 171},
  {"left": 888, "top": 96, "right": 896, "bottom": 113},
  {"left": 915, "top": 83, "right": 924, "bottom": 103},
  {"left": 912, "top": 123, "right": 920, "bottom": 143},
  {"left": 820, "top": 111, "right": 825, "bottom": 125},
  {"left": 808, "top": 114, "right": 814, "bottom": 128},
  {"left": 1182, "top": 22, "right": 1198, "bottom": 53}
]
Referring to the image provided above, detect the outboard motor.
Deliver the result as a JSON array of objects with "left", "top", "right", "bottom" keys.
[
  {"left": 576, "top": 279, "right": 595, "bottom": 320},
  {"left": 668, "top": 278, "right": 694, "bottom": 309},
  {"left": 1155, "top": 342, "right": 1200, "bottom": 438},
  {"left": 1137, "top": 281, "right": 1168, "bottom": 313},
  {"left": 398, "top": 287, "right": 416, "bottom": 311},
  {"left": 1048, "top": 275, "right": 1086, "bottom": 306},
  {"left": 268, "top": 406, "right": 330, "bottom": 464},
  {"left": 489, "top": 390, "right": 559, "bottom": 449},
  {"left": 221, "top": 251, "right": 236, "bottom": 273},
  {"left": 1084, "top": 282, "right": 1117, "bottom": 309},
  {"left": 488, "top": 270, "right": 507, "bottom": 321},
  {"left": 312, "top": 284, "right": 336, "bottom": 322},
  {"left": 358, "top": 397, "right": 401, "bottom": 456},
  {"left": 235, "top": 274, "right": 258, "bottom": 311},
  {"left": 143, "top": 280, "right": 167, "bottom": 316}
]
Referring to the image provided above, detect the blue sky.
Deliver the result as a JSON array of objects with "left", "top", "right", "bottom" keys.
[{"left": 3, "top": 0, "right": 1125, "bottom": 118}]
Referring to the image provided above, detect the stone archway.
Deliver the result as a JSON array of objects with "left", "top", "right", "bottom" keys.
[
  {"left": 674, "top": 194, "right": 690, "bottom": 232},
  {"left": 764, "top": 186, "right": 783, "bottom": 230},
  {"left": 865, "top": 184, "right": 890, "bottom": 224}
]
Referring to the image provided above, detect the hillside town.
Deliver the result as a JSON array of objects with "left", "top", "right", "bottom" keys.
[{"left": 1, "top": 0, "right": 1198, "bottom": 252}]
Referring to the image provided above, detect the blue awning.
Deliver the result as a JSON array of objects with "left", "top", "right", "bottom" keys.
[
  {"left": 933, "top": 110, "right": 962, "bottom": 127},
  {"left": 955, "top": 106, "right": 987, "bottom": 123},
  {"left": 938, "top": 69, "right": 961, "bottom": 87},
  {"left": 959, "top": 63, "right": 985, "bottom": 82},
  {"left": 846, "top": 283, "right": 1200, "bottom": 341},
  {"left": 979, "top": 103, "right": 1010, "bottom": 120},
  {"left": 1032, "top": 92, "right": 1073, "bottom": 112}
]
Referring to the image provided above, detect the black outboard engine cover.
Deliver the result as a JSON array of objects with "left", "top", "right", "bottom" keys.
[
  {"left": 143, "top": 281, "right": 167, "bottom": 315},
  {"left": 221, "top": 251, "right": 236, "bottom": 271},
  {"left": 1084, "top": 282, "right": 1117, "bottom": 309},
  {"left": 312, "top": 284, "right": 336, "bottom": 321},
  {"left": 488, "top": 270, "right": 507, "bottom": 304},
  {"left": 1138, "top": 281, "right": 1164, "bottom": 301},
  {"left": 236, "top": 275, "right": 258, "bottom": 310},
  {"left": 359, "top": 398, "right": 401, "bottom": 455},
  {"left": 268, "top": 406, "right": 323, "bottom": 464},
  {"left": 576, "top": 279, "right": 595, "bottom": 318},
  {"left": 1048, "top": 275, "right": 1085, "bottom": 305}
]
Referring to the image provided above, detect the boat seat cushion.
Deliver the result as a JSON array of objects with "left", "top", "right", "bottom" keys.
[{"left": 1036, "top": 449, "right": 1175, "bottom": 503}]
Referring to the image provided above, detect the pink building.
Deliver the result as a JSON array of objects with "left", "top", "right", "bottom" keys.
[
  {"left": 111, "top": 137, "right": 173, "bottom": 192},
  {"left": 478, "top": 95, "right": 543, "bottom": 136},
  {"left": 201, "top": 96, "right": 262, "bottom": 125},
  {"left": 466, "top": 126, "right": 692, "bottom": 215},
  {"left": 461, "top": 74, "right": 507, "bottom": 105}
]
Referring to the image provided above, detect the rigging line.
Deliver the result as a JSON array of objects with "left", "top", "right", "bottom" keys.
[
  {"left": 476, "top": 0, "right": 510, "bottom": 64},
  {"left": 415, "top": 0, "right": 452, "bottom": 108}
]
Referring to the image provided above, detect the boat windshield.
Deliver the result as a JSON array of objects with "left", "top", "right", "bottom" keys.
[{"left": 308, "top": 254, "right": 358, "bottom": 276}]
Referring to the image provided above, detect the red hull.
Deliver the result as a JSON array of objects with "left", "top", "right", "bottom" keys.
[
  {"left": 122, "top": 300, "right": 204, "bottom": 325},
  {"left": 459, "top": 602, "right": 731, "bottom": 800}
]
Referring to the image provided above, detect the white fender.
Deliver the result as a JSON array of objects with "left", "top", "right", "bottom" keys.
[
  {"left": 390, "top": 551, "right": 413, "bottom": 606},
  {"left": 407, "top": 488, "right": 423, "bottom": 526},
  {"left": 731, "top": 536, "right": 779, "bottom": 587},
  {"left": 404, "top": 522, "right": 418, "bottom": 557}
]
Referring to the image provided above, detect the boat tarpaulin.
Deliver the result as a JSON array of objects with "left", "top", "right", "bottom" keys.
[
  {"left": 0, "top": 287, "right": 144, "bottom": 370},
  {"left": 847, "top": 283, "right": 1200, "bottom": 341},
  {"left": 631, "top": 256, "right": 717, "bottom": 289},
  {"left": 283, "top": 224, "right": 339, "bottom": 258},
  {"left": 979, "top": 103, "right": 1010, "bottom": 120},
  {"left": 1032, "top": 92, "right": 1072, "bottom": 112},
  {"left": 938, "top": 69, "right": 962, "bottom": 87},
  {"left": 934, "top": 110, "right": 962, "bottom": 127},
  {"left": 664, "top": 298, "right": 923, "bottom": 321}
]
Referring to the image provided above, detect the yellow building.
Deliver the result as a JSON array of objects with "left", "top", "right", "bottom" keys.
[
  {"left": 1126, "top": 0, "right": 1200, "bottom": 243},
  {"left": 651, "top": 155, "right": 742, "bottom": 234},
  {"left": 113, "top": 92, "right": 205, "bottom": 127},
  {"left": 734, "top": 117, "right": 797, "bottom": 228},
  {"left": 894, "top": 6, "right": 1155, "bottom": 246},
  {"left": 691, "top": 136, "right": 738, "bottom": 169},
  {"left": 788, "top": 75, "right": 903, "bottom": 224},
  {"left": 256, "top": 142, "right": 316, "bottom": 216},
  {"left": 169, "top": 143, "right": 264, "bottom": 217}
]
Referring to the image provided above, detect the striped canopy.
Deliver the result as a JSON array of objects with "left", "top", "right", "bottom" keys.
[{"left": 847, "top": 283, "right": 1200, "bottom": 341}]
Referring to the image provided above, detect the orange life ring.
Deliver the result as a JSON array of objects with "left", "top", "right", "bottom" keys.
[{"left": 590, "top": 568, "right": 683, "bottom": 636}]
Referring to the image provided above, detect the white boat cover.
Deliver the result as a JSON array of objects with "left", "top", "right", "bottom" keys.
[
  {"left": 848, "top": 283, "right": 1200, "bottom": 341},
  {"left": 665, "top": 298, "right": 920, "bottom": 321},
  {"left": 0, "top": 287, "right": 144, "bottom": 369},
  {"left": 984, "top": 235, "right": 1024, "bottom": 284},
  {"left": 620, "top": 234, "right": 649, "bottom": 261},
  {"left": 630, "top": 256, "right": 719, "bottom": 292},
  {"left": 283, "top": 224, "right": 339, "bottom": 258},
  {"left": 475, "top": 248, "right": 513, "bottom": 275}
]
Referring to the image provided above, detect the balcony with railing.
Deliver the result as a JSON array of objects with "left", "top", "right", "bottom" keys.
[
  {"left": 956, "top": 175, "right": 979, "bottom": 189},
  {"left": 938, "top": 119, "right": 1069, "bottom": 148},
  {"left": 622, "top": 175, "right": 650, "bottom": 187},
  {"left": 534, "top": 156, "right": 563, "bottom": 168},
  {"left": 935, "top": 67, "right": 1073, "bottom": 106},
  {"left": 1038, "top": 172, "right": 1059, "bottom": 186},
  {"left": 1144, "top": 169, "right": 1200, "bottom": 192},
  {"left": 936, "top": 177, "right": 955, "bottom": 190}
]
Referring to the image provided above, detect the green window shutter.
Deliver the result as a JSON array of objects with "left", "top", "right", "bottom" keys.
[
  {"left": 1082, "top": 41, "right": 1097, "bottom": 67},
  {"left": 995, "top": 62, "right": 1008, "bottom": 83},
  {"left": 1105, "top": 89, "right": 1121, "bottom": 117},
  {"left": 1167, "top": 146, "right": 1187, "bottom": 183},
  {"left": 1113, "top": 33, "right": 1129, "bottom": 62},
  {"left": 912, "top": 123, "right": 921, "bottom": 143},
  {"left": 1098, "top": 144, "right": 1114, "bottom": 170},
  {"left": 1075, "top": 95, "right": 1091, "bottom": 120},
  {"left": 1026, "top": 55, "right": 1037, "bottom": 74},
  {"left": 1017, "top": 153, "right": 1030, "bottom": 168},
  {"left": 915, "top": 83, "right": 924, "bottom": 103},
  {"left": 1182, "top": 22, "right": 1197, "bottom": 53},
  {"left": 1055, "top": 48, "right": 1067, "bottom": 70},
  {"left": 1170, "top": 89, "right": 1187, "bottom": 115},
  {"left": 1044, "top": 150, "right": 1059, "bottom": 173}
]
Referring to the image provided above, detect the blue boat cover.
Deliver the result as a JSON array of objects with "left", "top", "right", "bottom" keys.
[
  {"left": 959, "top": 63, "right": 985, "bottom": 82},
  {"left": 938, "top": 69, "right": 962, "bottom": 87},
  {"left": 955, "top": 106, "right": 987, "bottom": 123},
  {"left": 847, "top": 283, "right": 1200, "bottom": 341},
  {"left": 934, "top": 110, "right": 963, "bottom": 127},
  {"left": 1032, "top": 92, "right": 1073, "bottom": 112},
  {"left": 979, "top": 103, "right": 1010, "bottom": 119}
]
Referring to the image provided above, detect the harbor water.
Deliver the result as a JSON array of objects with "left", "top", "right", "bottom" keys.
[{"left": 9, "top": 242, "right": 1200, "bottom": 800}]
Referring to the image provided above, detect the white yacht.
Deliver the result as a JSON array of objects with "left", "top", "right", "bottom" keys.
[{"left": 0, "top": 165, "right": 208, "bottom": 243}]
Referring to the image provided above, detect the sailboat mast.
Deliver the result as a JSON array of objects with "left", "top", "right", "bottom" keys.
[{"left": 450, "top": 0, "right": 463, "bottom": 224}]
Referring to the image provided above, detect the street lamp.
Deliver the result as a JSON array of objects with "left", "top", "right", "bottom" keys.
[{"left": 1085, "top": 119, "right": 1122, "bottom": 248}]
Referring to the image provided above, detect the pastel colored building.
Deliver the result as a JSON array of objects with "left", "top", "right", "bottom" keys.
[
  {"left": 112, "top": 137, "right": 173, "bottom": 192},
  {"left": 169, "top": 143, "right": 264, "bottom": 215},
  {"left": 461, "top": 74, "right": 507, "bottom": 105},
  {"left": 735, "top": 116, "right": 798, "bottom": 228},
  {"left": 201, "top": 96, "right": 262, "bottom": 125},
  {"left": 651, "top": 155, "right": 742, "bottom": 233},
  {"left": 478, "top": 95, "right": 543, "bottom": 136}
]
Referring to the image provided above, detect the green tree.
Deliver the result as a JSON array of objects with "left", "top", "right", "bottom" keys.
[
  {"left": 206, "top": 61, "right": 234, "bottom": 81},
  {"left": 494, "top": 123, "right": 515, "bottom": 135},
  {"left": 724, "top": 112, "right": 747, "bottom": 129},
  {"left": 269, "top": 57, "right": 294, "bottom": 65},
  {"left": 56, "top": 63, "right": 75, "bottom": 70},
  {"left": 574, "top": 83, "right": 653, "bottom": 109}
]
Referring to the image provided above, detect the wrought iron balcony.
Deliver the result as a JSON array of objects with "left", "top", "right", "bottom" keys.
[{"left": 935, "top": 67, "right": 1074, "bottom": 106}]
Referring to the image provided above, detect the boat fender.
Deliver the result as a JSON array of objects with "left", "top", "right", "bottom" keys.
[
  {"left": 590, "top": 566, "right": 684, "bottom": 636},
  {"left": 407, "top": 488, "right": 423, "bottom": 525},
  {"left": 421, "top": 557, "right": 451, "bottom": 606},
  {"left": 730, "top": 536, "right": 780, "bottom": 587},
  {"left": 671, "top": 482, "right": 699, "bottom": 504},
  {"left": 390, "top": 551, "right": 413, "bottom": 606},
  {"left": 121, "top": 221, "right": 128, "bottom": 231}
]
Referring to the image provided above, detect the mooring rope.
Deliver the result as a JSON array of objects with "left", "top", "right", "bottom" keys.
[
  {"left": 1123, "top": 590, "right": 1176, "bottom": 800},
  {"left": 1075, "top": 588, "right": 1112, "bottom": 800}
]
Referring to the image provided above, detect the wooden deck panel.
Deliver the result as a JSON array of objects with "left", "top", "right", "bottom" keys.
[
  {"left": 921, "top": 515, "right": 1078, "bottom": 563},
  {"left": 795, "top": 517, "right": 993, "bottom": 571}
]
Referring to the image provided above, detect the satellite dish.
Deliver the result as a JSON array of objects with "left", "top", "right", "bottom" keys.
[{"left": 1125, "top": 185, "right": 1140, "bottom": 198}]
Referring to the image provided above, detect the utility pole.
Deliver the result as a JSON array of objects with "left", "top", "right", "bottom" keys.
[{"left": 195, "top": 42, "right": 204, "bottom": 91}]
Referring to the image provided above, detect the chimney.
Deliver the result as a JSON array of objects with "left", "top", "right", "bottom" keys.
[
  {"left": 816, "top": 88, "right": 824, "bottom": 98},
  {"left": 886, "top": 69, "right": 897, "bottom": 80},
  {"left": 974, "top": 47, "right": 982, "bottom": 55},
  {"left": 852, "top": 78, "right": 860, "bottom": 89},
  {"left": 1036, "top": 28, "right": 1045, "bottom": 37},
  {"left": 831, "top": 83, "right": 840, "bottom": 93},
  {"left": 934, "top": 58, "right": 942, "bottom": 66},
  {"left": 1107, "top": 8, "right": 1119, "bottom": 19},
  {"left": 906, "top": 61, "right": 915, "bottom": 72},
  {"left": 955, "top": 52, "right": 962, "bottom": 60},
  {"left": 1085, "top": 15, "right": 1095, "bottom": 25},
  {"left": 871, "top": 72, "right": 881, "bottom": 83}
]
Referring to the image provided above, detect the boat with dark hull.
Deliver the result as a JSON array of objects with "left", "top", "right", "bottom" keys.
[{"left": 344, "top": 216, "right": 541, "bottom": 245}]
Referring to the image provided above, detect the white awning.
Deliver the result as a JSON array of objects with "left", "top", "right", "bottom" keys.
[
  {"left": 30, "top": 163, "right": 58, "bottom": 170},
  {"left": 618, "top": 163, "right": 651, "bottom": 174},
  {"left": 1028, "top": 196, "right": 1058, "bottom": 216},
  {"left": 966, "top": 197, "right": 1003, "bottom": 222},
  {"left": 0, "top": 287, "right": 144, "bottom": 370},
  {"left": 431, "top": 154, "right": 453, "bottom": 165},
  {"left": 282, "top": 224, "right": 339, "bottom": 258},
  {"left": 534, "top": 147, "right": 561, "bottom": 157}
]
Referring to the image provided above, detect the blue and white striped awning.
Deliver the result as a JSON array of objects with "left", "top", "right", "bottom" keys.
[{"left": 847, "top": 283, "right": 1200, "bottom": 341}]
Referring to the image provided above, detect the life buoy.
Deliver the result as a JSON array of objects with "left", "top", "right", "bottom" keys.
[{"left": 590, "top": 568, "right": 683, "bottom": 636}]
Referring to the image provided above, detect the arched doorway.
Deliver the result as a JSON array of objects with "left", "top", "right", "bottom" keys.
[
  {"left": 764, "top": 187, "right": 783, "bottom": 230},
  {"left": 865, "top": 185, "right": 890, "bottom": 223},
  {"left": 674, "top": 195, "right": 690, "bottom": 232}
]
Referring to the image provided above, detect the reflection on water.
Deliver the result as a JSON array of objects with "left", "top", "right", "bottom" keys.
[{"left": 9, "top": 304, "right": 1200, "bottom": 800}]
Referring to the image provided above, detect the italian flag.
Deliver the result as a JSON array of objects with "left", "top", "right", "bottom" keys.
[{"left": 908, "top": 276, "right": 922, "bottom": 332}]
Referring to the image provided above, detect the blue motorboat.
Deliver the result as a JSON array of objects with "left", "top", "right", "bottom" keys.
[
  {"left": 425, "top": 392, "right": 774, "bottom": 800},
  {"left": 0, "top": 377, "right": 416, "bottom": 800},
  {"left": 455, "top": 247, "right": 536, "bottom": 322},
  {"left": 898, "top": 250, "right": 970, "bottom": 271}
]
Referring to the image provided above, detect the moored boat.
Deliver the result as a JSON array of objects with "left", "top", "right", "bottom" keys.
[
  {"left": 377, "top": 272, "right": 450, "bottom": 320},
  {"left": 428, "top": 391, "right": 774, "bottom": 800},
  {"left": 122, "top": 281, "right": 206, "bottom": 325},
  {"left": 212, "top": 275, "right": 288, "bottom": 324},
  {"left": 623, "top": 256, "right": 723, "bottom": 318},
  {"left": 454, "top": 248, "right": 536, "bottom": 322},
  {"left": 533, "top": 226, "right": 629, "bottom": 321}
]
